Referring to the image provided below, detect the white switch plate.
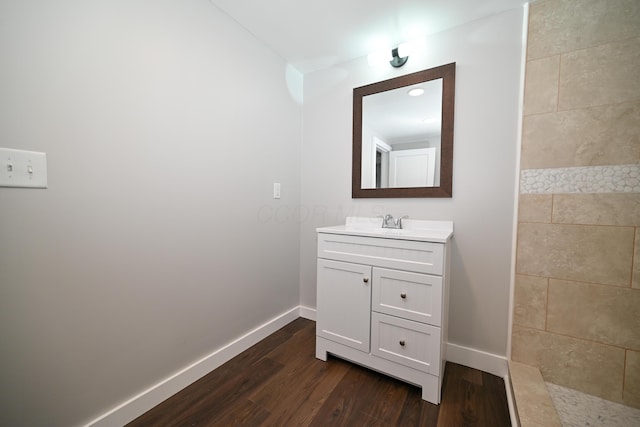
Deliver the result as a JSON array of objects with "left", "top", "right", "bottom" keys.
[
  {"left": 0, "top": 148, "right": 48, "bottom": 188},
  {"left": 273, "top": 182, "right": 281, "bottom": 199}
]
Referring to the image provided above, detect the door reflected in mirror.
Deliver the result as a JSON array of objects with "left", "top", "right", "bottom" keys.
[
  {"left": 352, "top": 63, "right": 455, "bottom": 198},
  {"left": 362, "top": 78, "right": 442, "bottom": 189}
]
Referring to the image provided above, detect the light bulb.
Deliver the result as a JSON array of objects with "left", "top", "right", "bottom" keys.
[
  {"left": 367, "top": 49, "right": 392, "bottom": 67},
  {"left": 397, "top": 37, "right": 427, "bottom": 58}
]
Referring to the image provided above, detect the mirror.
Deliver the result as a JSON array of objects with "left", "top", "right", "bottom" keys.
[{"left": 352, "top": 63, "right": 455, "bottom": 198}]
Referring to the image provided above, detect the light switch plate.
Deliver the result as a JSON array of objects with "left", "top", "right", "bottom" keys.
[
  {"left": 273, "top": 182, "right": 281, "bottom": 199},
  {"left": 0, "top": 148, "right": 48, "bottom": 188}
]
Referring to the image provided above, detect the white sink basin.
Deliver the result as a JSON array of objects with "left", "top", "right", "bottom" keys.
[{"left": 317, "top": 217, "right": 453, "bottom": 243}]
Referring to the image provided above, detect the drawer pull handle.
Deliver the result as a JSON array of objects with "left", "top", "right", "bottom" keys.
[
  {"left": 399, "top": 340, "right": 405, "bottom": 347},
  {"left": 363, "top": 277, "right": 369, "bottom": 283},
  {"left": 400, "top": 293, "right": 407, "bottom": 299}
]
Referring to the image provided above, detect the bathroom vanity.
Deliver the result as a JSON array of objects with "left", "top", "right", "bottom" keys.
[{"left": 315, "top": 217, "right": 453, "bottom": 404}]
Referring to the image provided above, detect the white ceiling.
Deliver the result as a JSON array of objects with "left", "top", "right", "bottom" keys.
[{"left": 208, "top": 0, "right": 528, "bottom": 73}]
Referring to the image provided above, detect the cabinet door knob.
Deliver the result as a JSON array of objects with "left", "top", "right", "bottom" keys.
[
  {"left": 400, "top": 292, "right": 407, "bottom": 299},
  {"left": 399, "top": 340, "right": 405, "bottom": 347},
  {"left": 363, "top": 277, "right": 369, "bottom": 283}
]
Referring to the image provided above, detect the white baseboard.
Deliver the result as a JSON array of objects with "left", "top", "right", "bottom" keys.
[
  {"left": 446, "top": 342, "right": 508, "bottom": 378},
  {"left": 84, "top": 306, "right": 303, "bottom": 427},
  {"left": 299, "top": 305, "right": 316, "bottom": 321}
]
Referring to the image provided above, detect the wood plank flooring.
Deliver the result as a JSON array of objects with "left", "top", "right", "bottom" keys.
[{"left": 127, "top": 318, "right": 511, "bottom": 426}]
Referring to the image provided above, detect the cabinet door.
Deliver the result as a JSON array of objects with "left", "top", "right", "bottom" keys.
[{"left": 317, "top": 259, "right": 371, "bottom": 352}]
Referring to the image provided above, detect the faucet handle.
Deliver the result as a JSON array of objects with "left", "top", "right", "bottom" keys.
[
  {"left": 381, "top": 214, "right": 395, "bottom": 228},
  {"left": 396, "top": 216, "right": 408, "bottom": 229}
]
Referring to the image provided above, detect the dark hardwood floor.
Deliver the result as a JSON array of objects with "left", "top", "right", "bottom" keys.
[{"left": 127, "top": 318, "right": 511, "bottom": 426}]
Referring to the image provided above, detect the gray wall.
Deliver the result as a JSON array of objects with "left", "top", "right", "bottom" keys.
[
  {"left": 0, "top": 1, "right": 302, "bottom": 426},
  {"left": 300, "top": 8, "right": 525, "bottom": 357}
]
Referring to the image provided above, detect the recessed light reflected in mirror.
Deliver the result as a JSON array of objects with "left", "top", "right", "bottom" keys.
[
  {"left": 424, "top": 117, "right": 438, "bottom": 124},
  {"left": 408, "top": 88, "right": 424, "bottom": 97}
]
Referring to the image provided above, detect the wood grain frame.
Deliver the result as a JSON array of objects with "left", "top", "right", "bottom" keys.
[{"left": 352, "top": 62, "right": 456, "bottom": 198}]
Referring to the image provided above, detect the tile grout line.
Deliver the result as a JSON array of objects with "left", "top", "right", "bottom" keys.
[
  {"left": 526, "top": 34, "right": 640, "bottom": 63},
  {"left": 516, "top": 324, "right": 637, "bottom": 355},
  {"left": 544, "top": 276, "right": 550, "bottom": 332},
  {"left": 519, "top": 220, "right": 639, "bottom": 231},
  {"left": 523, "top": 97, "right": 640, "bottom": 118},
  {"left": 545, "top": 191, "right": 553, "bottom": 334},
  {"left": 555, "top": 52, "right": 561, "bottom": 113},
  {"left": 622, "top": 349, "right": 627, "bottom": 402},
  {"left": 513, "top": 270, "right": 640, "bottom": 291},
  {"left": 630, "top": 227, "right": 637, "bottom": 288}
]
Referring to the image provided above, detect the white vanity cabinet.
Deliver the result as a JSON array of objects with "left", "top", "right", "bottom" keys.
[{"left": 315, "top": 218, "right": 453, "bottom": 404}]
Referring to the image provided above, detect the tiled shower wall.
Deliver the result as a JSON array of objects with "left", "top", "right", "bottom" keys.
[{"left": 511, "top": 0, "right": 640, "bottom": 409}]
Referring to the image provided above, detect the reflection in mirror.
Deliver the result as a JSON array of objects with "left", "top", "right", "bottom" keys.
[
  {"left": 361, "top": 79, "right": 442, "bottom": 189},
  {"left": 352, "top": 63, "right": 455, "bottom": 198}
]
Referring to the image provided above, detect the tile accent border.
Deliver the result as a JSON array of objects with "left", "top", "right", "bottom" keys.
[{"left": 520, "top": 164, "right": 640, "bottom": 194}]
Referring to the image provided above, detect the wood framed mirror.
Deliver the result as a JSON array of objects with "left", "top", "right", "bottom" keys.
[{"left": 352, "top": 62, "right": 455, "bottom": 198}]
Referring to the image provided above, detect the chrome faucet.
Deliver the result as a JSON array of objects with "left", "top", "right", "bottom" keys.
[{"left": 381, "top": 214, "right": 408, "bottom": 229}]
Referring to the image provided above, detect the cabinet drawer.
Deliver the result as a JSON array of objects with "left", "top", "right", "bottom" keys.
[
  {"left": 372, "top": 268, "right": 442, "bottom": 326},
  {"left": 371, "top": 312, "right": 441, "bottom": 375},
  {"left": 318, "top": 233, "right": 444, "bottom": 275}
]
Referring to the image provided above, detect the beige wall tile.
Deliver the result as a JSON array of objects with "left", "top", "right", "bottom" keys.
[
  {"left": 520, "top": 420, "right": 553, "bottom": 427},
  {"left": 514, "top": 0, "right": 639, "bottom": 410},
  {"left": 528, "top": 0, "right": 640, "bottom": 60},
  {"left": 519, "top": 194, "right": 553, "bottom": 223},
  {"left": 547, "top": 279, "right": 640, "bottom": 350},
  {"left": 553, "top": 193, "right": 640, "bottom": 226},
  {"left": 517, "top": 223, "right": 634, "bottom": 287},
  {"left": 634, "top": 231, "right": 640, "bottom": 289},
  {"left": 624, "top": 350, "right": 640, "bottom": 408},
  {"left": 511, "top": 325, "right": 625, "bottom": 402},
  {"left": 514, "top": 274, "right": 548, "bottom": 329},
  {"left": 509, "top": 361, "right": 562, "bottom": 426},
  {"left": 559, "top": 37, "right": 640, "bottom": 110},
  {"left": 521, "top": 101, "right": 640, "bottom": 169},
  {"left": 524, "top": 56, "right": 560, "bottom": 115}
]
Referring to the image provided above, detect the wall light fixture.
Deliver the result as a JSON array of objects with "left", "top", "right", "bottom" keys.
[
  {"left": 367, "top": 37, "right": 427, "bottom": 68},
  {"left": 390, "top": 47, "right": 408, "bottom": 67}
]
